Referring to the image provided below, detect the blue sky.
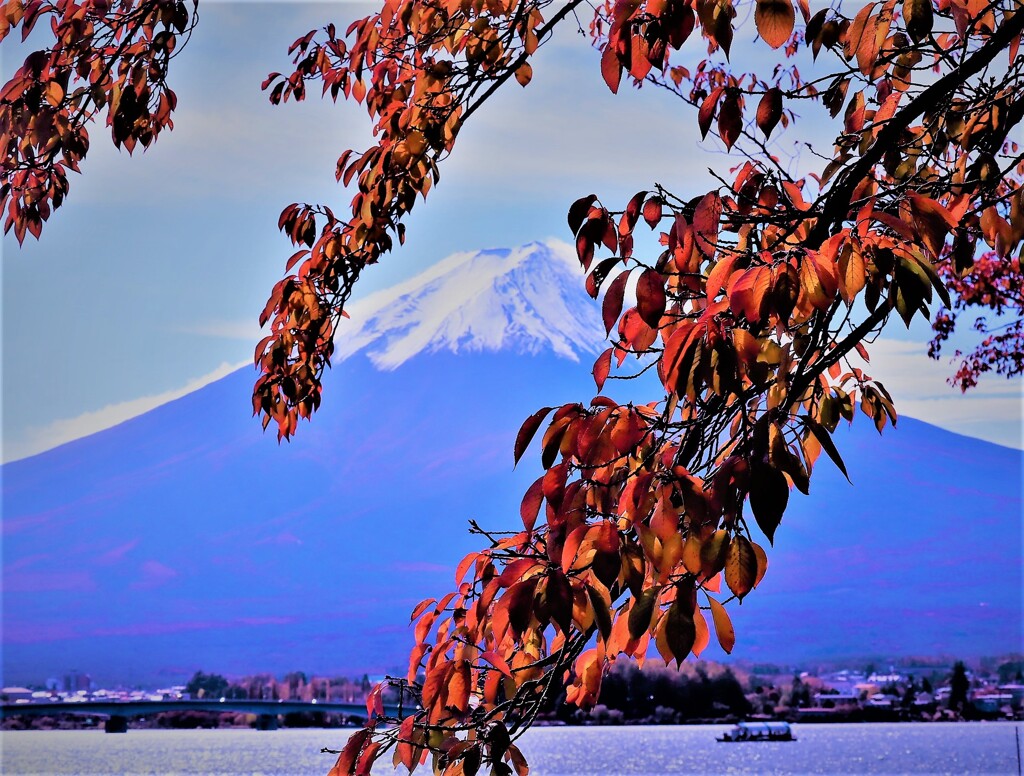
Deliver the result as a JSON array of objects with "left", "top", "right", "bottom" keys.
[{"left": 2, "top": 1, "right": 1020, "bottom": 460}]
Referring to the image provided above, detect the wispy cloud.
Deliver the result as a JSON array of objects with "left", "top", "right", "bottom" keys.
[
  {"left": 3, "top": 361, "right": 246, "bottom": 463},
  {"left": 96, "top": 540, "right": 141, "bottom": 566},
  {"left": 130, "top": 560, "right": 179, "bottom": 591},
  {"left": 178, "top": 319, "right": 263, "bottom": 341}
]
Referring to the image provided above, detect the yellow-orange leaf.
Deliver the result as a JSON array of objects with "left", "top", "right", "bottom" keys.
[
  {"left": 682, "top": 531, "right": 703, "bottom": 575},
  {"left": 514, "top": 62, "right": 533, "bottom": 87},
  {"left": 692, "top": 607, "right": 711, "bottom": 657},
  {"left": 752, "top": 540, "right": 769, "bottom": 588},
  {"left": 707, "top": 595, "right": 736, "bottom": 653}
]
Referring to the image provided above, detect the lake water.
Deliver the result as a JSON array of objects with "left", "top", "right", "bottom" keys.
[{"left": 2, "top": 722, "right": 1021, "bottom": 775}]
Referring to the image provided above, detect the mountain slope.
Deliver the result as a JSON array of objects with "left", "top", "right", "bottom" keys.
[{"left": 3, "top": 242, "right": 1020, "bottom": 685}]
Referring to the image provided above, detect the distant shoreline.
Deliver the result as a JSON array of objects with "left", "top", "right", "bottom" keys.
[{"left": 3, "top": 710, "right": 1019, "bottom": 733}]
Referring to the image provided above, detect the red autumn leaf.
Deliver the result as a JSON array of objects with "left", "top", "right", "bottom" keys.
[
  {"left": 636, "top": 269, "right": 667, "bottom": 328},
  {"left": 568, "top": 194, "right": 598, "bottom": 237},
  {"left": 505, "top": 577, "right": 540, "bottom": 637},
  {"left": 520, "top": 476, "right": 544, "bottom": 532},
  {"left": 698, "top": 86, "right": 723, "bottom": 139},
  {"left": 756, "top": 87, "right": 783, "bottom": 138},
  {"left": 593, "top": 347, "right": 613, "bottom": 391},
  {"left": 805, "top": 417, "right": 851, "bottom": 482},
  {"left": 619, "top": 190, "right": 648, "bottom": 236},
  {"left": 601, "top": 42, "right": 623, "bottom": 93},
  {"left": 329, "top": 728, "right": 370, "bottom": 776},
  {"left": 545, "top": 567, "right": 574, "bottom": 634},
  {"left": 602, "top": 270, "right": 630, "bottom": 334},
  {"left": 717, "top": 92, "right": 742, "bottom": 150},
  {"left": 642, "top": 197, "right": 663, "bottom": 228},
  {"left": 692, "top": 192, "right": 723, "bottom": 258},
  {"left": 586, "top": 255, "right": 624, "bottom": 299},
  {"left": 513, "top": 407, "right": 553, "bottom": 466},
  {"left": 514, "top": 62, "right": 533, "bottom": 87}
]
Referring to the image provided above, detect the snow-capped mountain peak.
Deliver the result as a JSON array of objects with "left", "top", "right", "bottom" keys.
[{"left": 335, "top": 240, "right": 606, "bottom": 369}]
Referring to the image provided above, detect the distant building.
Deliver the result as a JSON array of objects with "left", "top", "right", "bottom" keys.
[
  {"left": 63, "top": 671, "right": 92, "bottom": 693},
  {"left": 867, "top": 693, "right": 899, "bottom": 708},
  {"left": 867, "top": 672, "right": 903, "bottom": 685},
  {"left": 1, "top": 687, "right": 33, "bottom": 702}
]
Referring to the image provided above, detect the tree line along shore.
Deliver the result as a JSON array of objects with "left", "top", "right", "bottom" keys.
[{"left": 4, "top": 657, "right": 1020, "bottom": 731}]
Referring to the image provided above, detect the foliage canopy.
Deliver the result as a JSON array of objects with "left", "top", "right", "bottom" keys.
[{"left": 3, "top": 0, "right": 1024, "bottom": 773}]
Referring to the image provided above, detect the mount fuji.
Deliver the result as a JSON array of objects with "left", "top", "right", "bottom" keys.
[{"left": 2, "top": 241, "right": 1020, "bottom": 686}]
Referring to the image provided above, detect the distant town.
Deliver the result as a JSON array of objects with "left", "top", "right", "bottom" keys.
[{"left": 3, "top": 655, "right": 1022, "bottom": 731}]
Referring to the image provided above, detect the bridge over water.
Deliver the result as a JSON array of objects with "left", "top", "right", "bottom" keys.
[{"left": 0, "top": 700, "right": 403, "bottom": 732}]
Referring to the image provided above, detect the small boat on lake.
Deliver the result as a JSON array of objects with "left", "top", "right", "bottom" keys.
[{"left": 716, "top": 721, "right": 796, "bottom": 742}]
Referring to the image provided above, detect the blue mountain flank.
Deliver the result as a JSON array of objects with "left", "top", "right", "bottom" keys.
[{"left": 2, "top": 243, "right": 1020, "bottom": 686}]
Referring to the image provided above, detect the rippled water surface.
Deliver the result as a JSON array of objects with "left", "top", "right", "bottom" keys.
[{"left": 2, "top": 722, "right": 1021, "bottom": 775}]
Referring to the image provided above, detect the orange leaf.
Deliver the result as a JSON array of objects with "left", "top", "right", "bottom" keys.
[
  {"left": 447, "top": 661, "right": 471, "bottom": 713},
  {"left": 480, "top": 650, "right": 514, "bottom": 678},
  {"left": 514, "top": 62, "right": 533, "bottom": 87},
  {"left": 725, "top": 534, "right": 757, "bottom": 599},
  {"left": 409, "top": 598, "right": 436, "bottom": 623},
  {"left": 755, "top": 0, "right": 795, "bottom": 48},
  {"left": 706, "top": 254, "right": 738, "bottom": 299},
  {"left": 707, "top": 596, "right": 736, "bottom": 653},
  {"left": 601, "top": 42, "right": 622, "bottom": 93},
  {"left": 692, "top": 606, "right": 711, "bottom": 657},
  {"left": 908, "top": 192, "right": 956, "bottom": 259},
  {"left": 752, "top": 540, "right": 769, "bottom": 588}
]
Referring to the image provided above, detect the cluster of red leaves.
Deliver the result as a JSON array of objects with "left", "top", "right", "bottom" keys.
[
  {"left": 931, "top": 248, "right": 1024, "bottom": 391},
  {"left": 253, "top": 0, "right": 567, "bottom": 439},
  {"left": 320, "top": 4, "right": 1024, "bottom": 775},
  {"left": 1, "top": 0, "right": 195, "bottom": 243}
]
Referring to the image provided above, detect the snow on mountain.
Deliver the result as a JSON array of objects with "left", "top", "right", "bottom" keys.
[{"left": 335, "top": 240, "right": 605, "bottom": 369}]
